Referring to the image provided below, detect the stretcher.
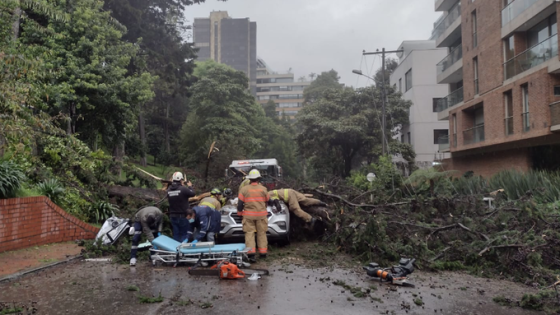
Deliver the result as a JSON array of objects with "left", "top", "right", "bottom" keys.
[{"left": 150, "top": 235, "right": 248, "bottom": 267}]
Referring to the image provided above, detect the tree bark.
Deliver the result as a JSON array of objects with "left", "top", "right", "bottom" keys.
[
  {"left": 12, "top": 7, "right": 21, "bottom": 41},
  {"left": 138, "top": 110, "right": 147, "bottom": 167}
]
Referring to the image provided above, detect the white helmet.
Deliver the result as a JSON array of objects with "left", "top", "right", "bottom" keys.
[
  {"left": 246, "top": 169, "right": 261, "bottom": 179},
  {"left": 172, "top": 171, "right": 184, "bottom": 181}
]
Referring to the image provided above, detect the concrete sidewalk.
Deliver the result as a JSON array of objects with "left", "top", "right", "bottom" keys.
[{"left": 0, "top": 242, "right": 82, "bottom": 278}]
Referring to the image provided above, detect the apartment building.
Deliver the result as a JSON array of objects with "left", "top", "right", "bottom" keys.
[
  {"left": 193, "top": 11, "right": 257, "bottom": 95},
  {"left": 433, "top": 0, "right": 560, "bottom": 177},
  {"left": 256, "top": 58, "right": 311, "bottom": 120},
  {"left": 390, "top": 40, "right": 451, "bottom": 170}
]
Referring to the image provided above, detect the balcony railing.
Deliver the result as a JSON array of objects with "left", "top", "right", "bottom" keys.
[
  {"left": 502, "top": 0, "right": 538, "bottom": 26},
  {"left": 551, "top": 101, "right": 560, "bottom": 126},
  {"left": 438, "top": 135, "right": 450, "bottom": 151},
  {"left": 504, "top": 34, "right": 558, "bottom": 80},
  {"left": 463, "top": 124, "right": 485, "bottom": 145},
  {"left": 436, "top": 87, "right": 464, "bottom": 112},
  {"left": 505, "top": 116, "right": 514, "bottom": 135},
  {"left": 432, "top": 2, "right": 461, "bottom": 40},
  {"left": 474, "top": 79, "right": 479, "bottom": 95},
  {"left": 437, "top": 44, "right": 462, "bottom": 75},
  {"left": 522, "top": 112, "right": 530, "bottom": 132}
]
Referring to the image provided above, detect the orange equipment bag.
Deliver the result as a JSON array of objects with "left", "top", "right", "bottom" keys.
[{"left": 212, "top": 261, "right": 245, "bottom": 280}]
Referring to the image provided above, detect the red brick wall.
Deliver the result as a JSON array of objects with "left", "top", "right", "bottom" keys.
[
  {"left": 0, "top": 196, "right": 99, "bottom": 253},
  {"left": 442, "top": 148, "right": 531, "bottom": 178}
]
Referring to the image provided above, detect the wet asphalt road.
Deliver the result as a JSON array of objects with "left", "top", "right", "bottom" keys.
[{"left": 0, "top": 257, "right": 542, "bottom": 315}]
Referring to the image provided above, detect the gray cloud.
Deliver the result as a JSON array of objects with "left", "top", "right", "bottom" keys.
[{"left": 183, "top": 0, "right": 440, "bottom": 87}]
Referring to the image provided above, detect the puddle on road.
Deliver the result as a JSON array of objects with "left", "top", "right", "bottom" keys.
[{"left": 0, "top": 259, "right": 541, "bottom": 315}]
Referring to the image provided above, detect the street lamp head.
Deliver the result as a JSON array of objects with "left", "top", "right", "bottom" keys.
[{"left": 352, "top": 69, "right": 363, "bottom": 75}]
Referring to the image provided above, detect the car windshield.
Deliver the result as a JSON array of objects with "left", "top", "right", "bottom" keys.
[{"left": 231, "top": 165, "right": 276, "bottom": 177}]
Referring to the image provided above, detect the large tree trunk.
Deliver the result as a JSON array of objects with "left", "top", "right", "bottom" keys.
[
  {"left": 165, "top": 103, "right": 170, "bottom": 153},
  {"left": 138, "top": 110, "right": 147, "bottom": 167},
  {"left": 12, "top": 7, "right": 21, "bottom": 41}
]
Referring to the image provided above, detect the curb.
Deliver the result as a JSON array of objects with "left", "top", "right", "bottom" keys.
[{"left": 0, "top": 254, "right": 84, "bottom": 284}]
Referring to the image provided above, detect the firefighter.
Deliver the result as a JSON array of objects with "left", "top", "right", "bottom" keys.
[
  {"left": 238, "top": 169, "right": 272, "bottom": 261},
  {"left": 130, "top": 206, "right": 163, "bottom": 266},
  {"left": 269, "top": 189, "right": 326, "bottom": 229},
  {"left": 167, "top": 171, "right": 195, "bottom": 242},
  {"left": 239, "top": 177, "right": 250, "bottom": 191},
  {"left": 221, "top": 188, "right": 233, "bottom": 206},
  {"left": 185, "top": 205, "right": 221, "bottom": 243},
  {"left": 198, "top": 188, "right": 223, "bottom": 211}
]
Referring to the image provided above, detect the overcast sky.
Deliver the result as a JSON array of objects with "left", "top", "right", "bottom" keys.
[{"left": 183, "top": 0, "right": 441, "bottom": 88}]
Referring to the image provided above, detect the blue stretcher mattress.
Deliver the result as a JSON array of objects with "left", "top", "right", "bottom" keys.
[{"left": 152, "top": 235, "right": 246, "bottom": 254}]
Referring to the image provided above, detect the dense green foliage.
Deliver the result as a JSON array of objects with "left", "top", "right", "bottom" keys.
[{"left": 0, "top": 161, "right": 26, "bottom": 198}]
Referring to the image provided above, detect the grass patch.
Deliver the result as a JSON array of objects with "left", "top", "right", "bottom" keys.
[
  {"left": 126, "top": 285, "right": 140, "bottom": 292},
  {"left": 430, "top": 260, "right": 466, "bottom": 271},
  {"left": 332, "top": 280, "right": 367, "bottom": 298},
  {"left": 200, "top": 302, "right": 213, "bottom": 309},
  {"left": 38, "top": 258, "right": 57, "bottom": 263},
  {"left": 493, "top": 295, "right": 514, "bottom": 307},
  {"left": 413, "top": 298, "right": 423, "bottom": 306},
  {"left": 519, "top": 290, "right": 556, "bottom": 311},
  {"left": 138, "top": 293, "right": 164, "bottom": 304},
  {"left": 0, "top": 307, "right": 24, "bottom": 315}
]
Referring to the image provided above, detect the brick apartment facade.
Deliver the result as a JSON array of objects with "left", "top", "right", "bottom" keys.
[{"left": 433, "top": 0, "right": 560, "bottom": 177}]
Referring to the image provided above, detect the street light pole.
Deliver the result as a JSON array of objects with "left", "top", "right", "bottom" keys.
[{"left": 354, "top": 48, "right": 404, "bottom": 156}]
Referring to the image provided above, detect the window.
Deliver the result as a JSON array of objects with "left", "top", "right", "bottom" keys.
[
  {"left": 407, "top": 132, "right": 411, "bottom": 144},
  {"left": 472, "top": 10, "right": 478, "bottom": 48},
  {"left": 527, "top": 14, "right": 557, "bottom": 48},
  {"left": 522, "top": 85, "right": 530, "bottom": 132},
  {"left": 555, "top": 85, "right": 560, "bottom": 96},
  {"left": 473, "top": 57, "right": 479, "bottom": 95},
  {"left": 405, "top": 69, "right": 412, "bottom": 91},
  {"left": 504, "top": 91, "right": 514, "bottom": 135},
  {"left": 433, "top": 98, "right": 443, "bottom": 112},
  {"left": 399, "top": 78, "right": 402, "bottom": 92},
  {"left": 401, "top": 134, "right": 405, "bottom": 143},
  {"left": 433, "top": 129, "right": 449, "bottom": 145}
]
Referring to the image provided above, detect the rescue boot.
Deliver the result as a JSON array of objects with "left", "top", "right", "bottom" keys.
[
  {"left": 130, "top": 258, "right": 137, "bottom": 266},
  {"left": 248, "top": 255, "right": 257, "bottom": 263}
]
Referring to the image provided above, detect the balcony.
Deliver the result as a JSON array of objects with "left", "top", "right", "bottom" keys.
[
  {"left": 452, "top": 134, "right": 457, "bottom": 148},
  {"left": 522, "top": 112, "right": 531, "bottom": 132},
  {"left": 433, "top": 2, "right": 462, "bottom": 47},
  {"left": 437, "top": 45, "right": 463, "bottom": 84},
  {"left": 502, "top": 0, "right": 556, "bottom": 38},
  {"left": 504, "top": 34, "right": 558, "bottom": 80},
  {"left": 438, "top": 135, "right": 450, "bottom": 152},
  {"left": 436, "top": 87, "right": 464, "bottom": 112},
  {"left": 550, "top": 101, "right": 560, "bottom": 132},
  {"left": 435, "top": 0, "right": 458, "bottom": 12},
  {"left": 463, "top": 125, "right": 485, "bottom": 145},
  {"left": 505, "top": 116, "right": 514, "bottom": 135}
]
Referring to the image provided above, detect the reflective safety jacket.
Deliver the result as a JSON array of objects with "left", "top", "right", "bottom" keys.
[
  {"left": 239, "top": 178, "right": 250, "bottom": 191},
  {"left": 237, "top": 183, "right": 269, "bottom": 219},
  {"left": 199, "top": 196, "right": 222, "bottom": 211},
  {"left": 269, "top": 189, "right": 290, "bottom": 202}
]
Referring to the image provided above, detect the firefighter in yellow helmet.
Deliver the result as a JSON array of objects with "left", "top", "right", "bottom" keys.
[
  {"left": 269, "top": 189, "right": 326, "bottom": 228},
  {"left": 198, "top": 188, "right": 222, "bottom": 211},
  {"left": 239, "top": 176, "right": 250, "bottom": 192},
  {"left": 237, "top": 169, "right": 272, "bottom": 261}
]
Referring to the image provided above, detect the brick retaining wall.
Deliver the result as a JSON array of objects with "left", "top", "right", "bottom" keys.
[{"left": 0, "top": 196, "right": 99, "bottom": 253}]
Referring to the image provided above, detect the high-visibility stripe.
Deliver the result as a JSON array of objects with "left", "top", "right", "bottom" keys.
[
  {"left": 241, "top": 211, "right": 268, "bottom": 216},
  {"left": 258, "top": 248, "right": 268, "bottom": 254},
  {"left": 247, "top": 248, "right": 256, "bottom": 254},
  {"left": 238, "top": 193, "right": 245, "bottom": 202},
  {"left": 284, "top": 189, "right": 289, "bottom": 201},
  {"left": 200, "top": 201, "right": 215, "bottom": 209},
  {"left": 131, "top": 246, "right": 138, "bottom": 249},
  {"left": 244, "top": 197, "right": 268, "bottom": 202}
]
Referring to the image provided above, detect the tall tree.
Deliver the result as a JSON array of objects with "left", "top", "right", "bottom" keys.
[
  {"left": 297, "top": 85, "right": 413, "bottom": 178},
  {"left": 374, "top": 58, "right": 398, "bottom": 87},
  {"left": 303, "top": 69, "right": 343, "bottom": 103}
]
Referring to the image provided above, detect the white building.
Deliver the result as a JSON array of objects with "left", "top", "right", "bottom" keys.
[{"left": 390, "top": 40, "right": 451, "bottom": 170}]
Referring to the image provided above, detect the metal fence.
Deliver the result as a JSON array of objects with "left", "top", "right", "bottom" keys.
[{"left": 463, "top": 124, "right": 485, "bottom": 145}]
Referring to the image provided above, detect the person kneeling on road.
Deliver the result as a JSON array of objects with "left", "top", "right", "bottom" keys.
[
  {"left": 269, "top": 188, "right": 326, "bottom": 229},
  {"left": 184, "top": 205, "right": 221, "bottom": 243},
  {"left": 130, "top": 206, "right": 163, "bottom": 266}
]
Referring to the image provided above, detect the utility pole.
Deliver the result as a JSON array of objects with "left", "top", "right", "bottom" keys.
[{"left": 362, "top": 48, "right": 403, "bottom": 156}]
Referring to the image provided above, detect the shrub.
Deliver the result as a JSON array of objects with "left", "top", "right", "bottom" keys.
[
  {"left": 36, "top": 179, "right": 65, "bottom": 204},
  {"left": 0, "top": 160, "right": 26, "bottom": 198},
  {"left": 87, "top": 201, "right": 119, "bottom": 223}
]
